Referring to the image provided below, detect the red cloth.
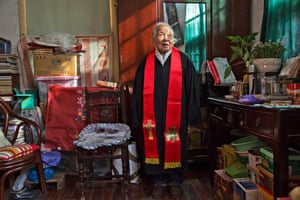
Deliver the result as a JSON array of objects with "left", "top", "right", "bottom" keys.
[
  {"left": 44, "top": 85, "right": 117, "bottom": 151},
  {"left": 143, "top": 48, "right": 182, "bottom": 169},
  {"left": 143, "top": 50, "right": 159, "bottom": 164},
  {"left": 163, "top": 48, "right": 182, "bottom": 169},
  {"left": 44, "top": 86, "right": 86, "bottom": 151}
]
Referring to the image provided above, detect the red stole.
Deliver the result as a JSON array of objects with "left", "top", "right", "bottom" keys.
[{"left": 143, "top": 47, "right": 182, "bottom": 169}]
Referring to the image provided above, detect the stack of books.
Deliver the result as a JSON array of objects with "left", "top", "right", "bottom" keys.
[
  {"left": 0, "top": 54, "right": 18, "bottom": 73},
  {"left": 0, "top": 54, "right": 19, "bottom": 98},
  {"left": 0, "top": 75, "right": 14, "bottom": 95}
]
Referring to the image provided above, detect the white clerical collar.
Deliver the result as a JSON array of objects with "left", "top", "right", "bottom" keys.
[{"left": 155, "top": 48, "right": 172, "bottom": 65}]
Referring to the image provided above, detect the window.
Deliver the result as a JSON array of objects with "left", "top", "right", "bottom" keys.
[
  {"left": 261, "top": 0, "right": 300, "bottom": 58},
  {"left": 184, "top": 3, "right": 206, "bottom": 73}
]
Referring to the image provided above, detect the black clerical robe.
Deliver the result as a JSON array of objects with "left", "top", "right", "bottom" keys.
[{"left": 133, "top": 50, "right": 201, "bottom": 175}]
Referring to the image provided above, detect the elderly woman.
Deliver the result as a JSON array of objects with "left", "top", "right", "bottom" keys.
[{"left": 133, "top": 22, "right": 201, "bottom": 199}]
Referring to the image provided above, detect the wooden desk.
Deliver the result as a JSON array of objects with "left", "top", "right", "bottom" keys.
[{"left": 208, "top": 97, "right": 300, "bottom": 198}]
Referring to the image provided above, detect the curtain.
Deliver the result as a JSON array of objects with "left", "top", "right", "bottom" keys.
[
  {"left": 184, "top": 3, "right": 206, "bottom": 73},
  {"left": 261, "top": 0, "right": 300, "bottom": 59}
]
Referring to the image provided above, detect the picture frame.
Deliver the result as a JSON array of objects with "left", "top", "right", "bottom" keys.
[
  {"left": 172, "top": 23, "right": 184, "bottom": 47},
  {"left": 76, "top": 35, "right": 112, "bottom": 86},
  {"left": 165, "top": 3, "right": 178, "bottom": 25}
]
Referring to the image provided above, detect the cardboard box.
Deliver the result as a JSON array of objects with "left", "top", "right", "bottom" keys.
[
  {"left": 221, "top": 144, "right": 239, "bottom": 168},
  {"left": 33, "top": 54, "right": 79, "bottom": 76},
  {"left": 257, "top": 183, "right": 273, "bottom": 200},
  {"left": 233, "top": 178, "right": 258, "bottom": 200},
  {"left": 214, "top": 169, "right": 234, "bottom": 200},
  {"left": 248, "top": 148, "right": 262, "bottom": 170},
  {"left": 260, "top": 147, "right": 300, "bottom": 175},
  {"left": 257, "top": 165, "right": 274, "bottom": 194},
  {"left": 247, "top": 165, "right": 259, "bottom": 184}
]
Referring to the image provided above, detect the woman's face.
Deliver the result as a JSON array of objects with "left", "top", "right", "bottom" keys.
[{"left": 153, "top": 25, "right": 174, "bottom": 54}]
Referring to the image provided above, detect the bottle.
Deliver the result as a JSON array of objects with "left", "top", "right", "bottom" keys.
[
  {"left": 230, "top": 83, "right": 240, "bottom": 100},
  {"left": 261, "top": 77, "right": 266, "bottom": 95}
]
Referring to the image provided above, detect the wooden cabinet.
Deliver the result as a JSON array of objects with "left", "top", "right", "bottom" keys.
[{"left": 208, "top": 97, "right": 300, "bottom": 198}]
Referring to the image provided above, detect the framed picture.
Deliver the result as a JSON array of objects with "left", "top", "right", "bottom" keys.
[
  {"left": 172, "top": 23, "right": 184, "bottom": 47},
  {"left": 165, "top": 3, "right": 178, "bottom": 25},
  {"left": 76, "top": 35, "right": 112, "bottom": 86}
]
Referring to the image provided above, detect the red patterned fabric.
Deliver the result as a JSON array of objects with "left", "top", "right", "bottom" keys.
[
  {"left": 44, "top": 86, "right": 86, "bottom": 151},
  {"left": 44, "top": 85, "right": 118, "bottom": 151}
]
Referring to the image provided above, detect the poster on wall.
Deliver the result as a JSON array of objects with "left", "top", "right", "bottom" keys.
[
  {"left": 76, "top": 35, "right": 112, "bottom": 87},
  {"left": 165, "top": 3, "right": 178, "bottom": 25},
  {"left": 172, "top": 23, "right": 184, "bottom": 47}
]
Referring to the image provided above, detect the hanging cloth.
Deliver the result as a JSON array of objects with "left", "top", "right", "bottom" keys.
[{"left": 143, "top": 47, "right": 182, "bottom": 169}]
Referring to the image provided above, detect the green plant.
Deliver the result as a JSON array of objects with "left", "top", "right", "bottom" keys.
[
  {"left": 251, "top": 41, "right": 285, "bottom": 59},
  {"left": 224, "top": 32, "right": 258, "bottom": 78}
]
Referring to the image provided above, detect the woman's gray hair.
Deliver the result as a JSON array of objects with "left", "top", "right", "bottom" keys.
[{"left": 152, "top": 22, "right": 174, "bottom": 42}]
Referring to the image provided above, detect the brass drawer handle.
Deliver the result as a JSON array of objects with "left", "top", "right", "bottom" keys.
[
  {"left": 214, "top": 107, "right": 219, "bottom": 114},
  {"left": 255, "top": 117, "right": 261, "bottom": 127},
  {"left": 227, "top": 110, "right": 233, "bottom": 123},
  {"left": 239, "top": 113, "right": 244, "bottom": 127}
]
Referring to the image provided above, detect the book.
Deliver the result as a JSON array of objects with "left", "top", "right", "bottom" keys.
[
  {"left": 279, "top": 56, "right": 300, "bottom": 79},
  {"left": 269, "top": 100, "right": 293, "bottom": 105}
]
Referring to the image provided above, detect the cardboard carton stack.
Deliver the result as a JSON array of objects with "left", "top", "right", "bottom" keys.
[{"left": 30, "top": 40, "right": 81, "bottom": 107}]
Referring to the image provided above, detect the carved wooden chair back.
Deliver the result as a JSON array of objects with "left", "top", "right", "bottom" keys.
[{"left": 76, "top": 87, "right": 130, "bottom": 199}]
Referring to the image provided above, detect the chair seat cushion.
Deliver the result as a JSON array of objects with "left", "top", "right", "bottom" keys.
[
  {"left": 74, "top": 123, "right": 131, "bottom": 150},
  {"left": 0, "top": 144, "right": 39, "bottom": 161}
]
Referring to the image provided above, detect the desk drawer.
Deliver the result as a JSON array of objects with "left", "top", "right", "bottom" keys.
[
  {"left": 210, "top": 103, "right": 243, "bottom": 127},
  {"left": 244, "top": 110, "right": 275, "bottom": 136}
]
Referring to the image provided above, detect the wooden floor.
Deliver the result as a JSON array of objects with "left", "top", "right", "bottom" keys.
[{"left": 5, "top": 163, "right": 214, "bottom": 200}]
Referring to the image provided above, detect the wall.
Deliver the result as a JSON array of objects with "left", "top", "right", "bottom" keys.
[
  {"left": 0, "top": 0, "right": 264, "bottom": 82},
  {"left": 0, "top": 0, "right": 20, "bottom": 54},
  {"left": 251, "top": 0, "right": 264, "bottom": 39}
]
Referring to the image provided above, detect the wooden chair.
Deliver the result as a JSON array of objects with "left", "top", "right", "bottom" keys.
[
  {"left": 0, "top": 98, "right": 46, "bottom": 200},
  {"left": 74, "top": 87, "right": 131, "bottom": 200},
  {"left": 120, "top": 81, "right": 135, "bottom": 139}
]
